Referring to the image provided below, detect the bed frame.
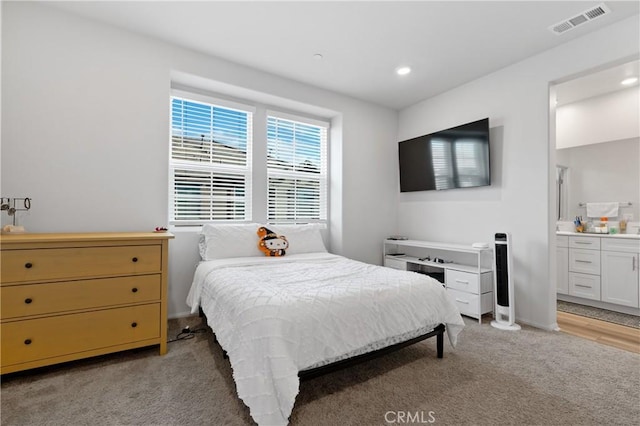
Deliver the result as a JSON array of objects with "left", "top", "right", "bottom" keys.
[
  {"left": 299, "top": 323, "right": 445, "bottom": 380},
  {"left": 200, "top": 308, "right": 445, "bottom": 381}
]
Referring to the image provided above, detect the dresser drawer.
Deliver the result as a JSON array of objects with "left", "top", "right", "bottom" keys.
[
  {"left": 384, "top": 257, "right": 407, "bottom": 270},
  {"left": 446, "top": 270, "right": 479, "bottom": 293},
  {"left": 1, "top": 245, "right": 161, "bottom": 283},
  {"left": 446, "top": 288, "right": 492, "bottom": 317},
  {"left": 569, "top": 248, "right": 601, "bottom": 275},
  {"left": 569, "top": 236, "right": 600, "bottom": 250},
  {"left": 569, "top": 272, "right": 601, "bottom": 301},
  {"left": 446, "top": 270, "right": 492, "bottom": 294},
  {"left": 1, "top": 304, "right": 160, "bottom": 367},
  {"left": 1, "top": 275, "right": 161, "bottom": 319}
]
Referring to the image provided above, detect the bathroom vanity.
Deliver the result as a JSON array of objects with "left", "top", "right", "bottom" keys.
[{"left": 556, "top": 232, "right": 640, "bottom": 315}]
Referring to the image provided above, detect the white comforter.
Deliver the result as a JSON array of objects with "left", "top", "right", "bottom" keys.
[{"left": 187, "top": 253, "right": 465, "bottom": 426}]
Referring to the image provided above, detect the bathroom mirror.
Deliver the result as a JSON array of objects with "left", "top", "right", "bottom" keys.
[{"left": 555, "top": 59, "right": 640, "bottom": 223}]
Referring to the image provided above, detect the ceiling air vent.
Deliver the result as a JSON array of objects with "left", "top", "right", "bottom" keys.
[{"left": 548, "top": 3, "right": 611, "bottom": 35}]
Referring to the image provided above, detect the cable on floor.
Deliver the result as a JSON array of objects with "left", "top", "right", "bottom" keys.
[{"left": 167, "top": 326, "right": 208, "bottom": 343}]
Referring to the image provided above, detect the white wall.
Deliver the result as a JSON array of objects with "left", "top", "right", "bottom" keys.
[
  {"left": 396, "top": 15, "right": 640, "bottom": 329},
  {"left": 1, "top": 2, "right": 398, "bottom": 317},
  {"left": 556, "top": 138, "right": 640, "bottom": 221},
  {"left": 556, "top": 87, "right": 640, "bottom": 149}
]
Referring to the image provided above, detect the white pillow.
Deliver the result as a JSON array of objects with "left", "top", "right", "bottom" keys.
[
  {"left": 267, "top": 224, "right": 327, "bottom": 255},
  {"left": 199, "top": 223, "right": 263, "bottom": 260}
]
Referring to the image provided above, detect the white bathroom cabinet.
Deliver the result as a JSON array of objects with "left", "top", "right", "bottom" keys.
[
  {"left": 600, "top": 239, "right": 639, "bottom": 308},
  {"left": 557, "top": 232, "right": 640, "bottom": 314},
  {"left": 556, "top": 235, "right": 569, "bottom": 295}
]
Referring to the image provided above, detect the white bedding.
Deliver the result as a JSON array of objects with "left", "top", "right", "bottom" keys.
[{"left": 187, "top": 252, "right": 465, "bottom": 426}]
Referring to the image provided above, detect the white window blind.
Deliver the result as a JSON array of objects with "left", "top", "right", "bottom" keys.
[
  {"left": 170, "top": 95, "right": 253, "bottom": 224},
  {"left": 267, "top": 113, "right": 328, "bottom": 223}
]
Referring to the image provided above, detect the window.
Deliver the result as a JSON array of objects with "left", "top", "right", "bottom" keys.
[
  {"left": 170, "top": 93, "right": 253, "bottom": 224},
  {"left": 267, "top": 112, "right": 328, "bottom": 223},
  {"left": 169, "top": 90, "right": 329, "bottom": 225}
]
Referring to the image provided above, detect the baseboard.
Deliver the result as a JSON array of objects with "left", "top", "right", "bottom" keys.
[
  {"left": 168, "top": 311, "right": 198, "bottom": 320},
  {"left": 515, "top": 317, "right": 557, "bottom": 331}
]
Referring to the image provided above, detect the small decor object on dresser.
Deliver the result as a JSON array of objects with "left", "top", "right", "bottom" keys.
[{"left": 0, "top": 232, "right": 173, "bottom": 374}]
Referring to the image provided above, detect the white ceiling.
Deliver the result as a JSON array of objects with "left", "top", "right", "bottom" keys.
[{"left": 46, "top": 1, "right": 640, "bottom": 110}]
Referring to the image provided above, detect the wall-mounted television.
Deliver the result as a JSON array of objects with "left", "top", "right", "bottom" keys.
[{"left": 398, "top": 118, "right": 491, "bottom": 192}]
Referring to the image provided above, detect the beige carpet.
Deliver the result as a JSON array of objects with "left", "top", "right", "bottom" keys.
[{"left": 1, "top": 316, "right": 639, "bottom": 426}]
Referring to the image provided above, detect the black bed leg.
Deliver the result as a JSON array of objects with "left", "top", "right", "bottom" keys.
[{"left": 437, "top": 330, "right": 444, "bottom": 358}]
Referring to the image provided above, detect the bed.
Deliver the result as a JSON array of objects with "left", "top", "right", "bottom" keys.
[{"left": 186, "top": 224, "right": 465, "bottom": 426}]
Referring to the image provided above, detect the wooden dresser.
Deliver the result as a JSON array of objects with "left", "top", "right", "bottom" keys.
[{"left": 0, "top": 232, "right": 173, "bottom": 374}]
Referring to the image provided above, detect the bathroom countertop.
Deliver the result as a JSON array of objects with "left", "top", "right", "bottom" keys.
[{"left": 556, "top": 231, "right": 640, "bottom": 239}]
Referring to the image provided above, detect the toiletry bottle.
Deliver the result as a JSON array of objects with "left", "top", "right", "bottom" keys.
[{"left": 600, "top": 217, "right": 608, "bottom": 234}]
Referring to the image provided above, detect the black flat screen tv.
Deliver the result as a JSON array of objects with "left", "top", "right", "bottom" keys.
[{"left": 399, "top": 118, "right": 490, "bottom": 192}]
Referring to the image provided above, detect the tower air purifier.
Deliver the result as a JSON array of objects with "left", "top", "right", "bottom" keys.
[{"left": 491, "top": 232, "right": 521, "bottom": 330}]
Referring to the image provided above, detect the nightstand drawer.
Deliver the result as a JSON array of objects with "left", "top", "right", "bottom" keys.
[
  {"left": 1, "top": 245, "right": 161, "bottom": 283},
  {"left": 1, "top": 275, "right": 161, "bottom": 319},
  {"left": 1, "top": 304, "right": 160, "bottom": 367}
]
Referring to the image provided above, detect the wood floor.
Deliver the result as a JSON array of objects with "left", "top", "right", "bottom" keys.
[{"left": 557, "top": 311, "right": 640, "bottom": 354}]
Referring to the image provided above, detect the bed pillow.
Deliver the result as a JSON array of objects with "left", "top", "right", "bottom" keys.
[
  {"left": 199, "top": 223, "right": 264, "bottom": 260},
  {"left": 267, "top": 224, "right": 327, "bottom": 255}
]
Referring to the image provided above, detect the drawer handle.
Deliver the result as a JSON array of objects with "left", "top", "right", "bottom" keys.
[
  {"left": 575, "top": 241, "right": 592, "bottom": 245},
  {"left": 131, "top": 322, "right": 138, "bottom": 328},
  {"left": 575, "top": 284, "right": 592, "bottom": 289},
  {"left": 455, "top": 299, "right": 470, "bottom": 304},
  {"left": 24, "top": 262, "right": 33, "bottom": 269},
  {"left": 132, "top": 257, "right": 138, "bottom": 263},
  {"left": 575, "top": 260, "right": 592, "bottom": 264},
  {"left": 455, "top": 279, "right": 469, "bottom": 284},
  {"left": 24, "top": 339, "right": 32, "bottom": 345},
  {"left": 131, "top": 287, "right": 138, "bottom": 293},
  {"left": 24, "top": 298, "right": 33, "bottom": 304}
]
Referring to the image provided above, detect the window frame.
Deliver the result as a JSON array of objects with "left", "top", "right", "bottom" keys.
[
  {"left": 266, "top": 109, "right": 329, "bottom": 224},
  {"left": 169, "top": 90, "right": 255, "bottom": 226}
]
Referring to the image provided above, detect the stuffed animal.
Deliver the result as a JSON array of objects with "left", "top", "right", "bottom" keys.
[{"left": 257, "top": 226, "right": 288, "bottom": 256}]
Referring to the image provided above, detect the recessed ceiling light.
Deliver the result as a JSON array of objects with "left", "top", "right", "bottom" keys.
[
  {"left": 313, "top": 53, "right": 323, "bottom": 60},
  {"left": 621, "top": 77, "right": 638, "bottom": 86},
  {"left": 396, "top": 66, "right": 411, "bottom": 76}
]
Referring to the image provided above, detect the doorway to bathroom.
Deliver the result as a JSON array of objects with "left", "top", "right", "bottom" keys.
[{"left": 549, "top": 58, "right": 640, "bottom": 352}]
